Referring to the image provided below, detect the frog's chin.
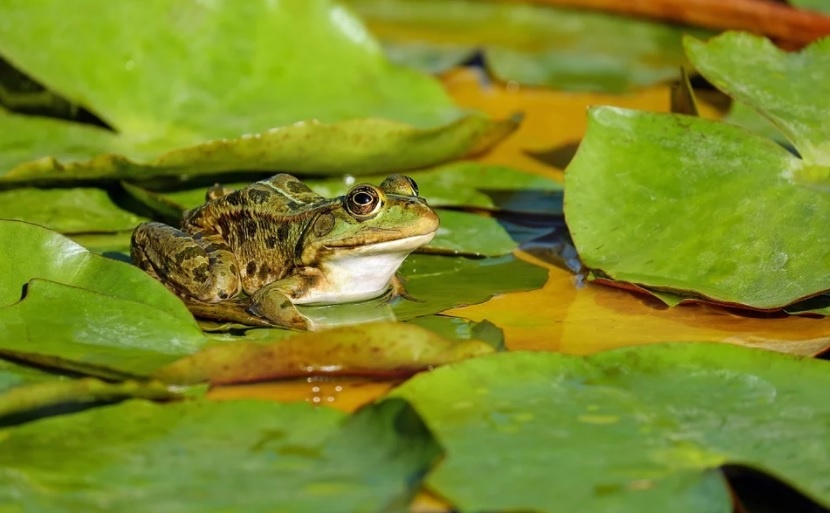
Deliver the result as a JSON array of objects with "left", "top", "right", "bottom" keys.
[{"left": 294, "top": 232, "right": 435, "bottom": 305}]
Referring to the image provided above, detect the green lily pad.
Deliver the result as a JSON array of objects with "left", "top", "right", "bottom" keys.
[
  {"left": 0, "top": 398, "right": 440, "bottom": 512},
  {"left": 566, "top": 33, "right": 830, "bottom": 310},
  {"left": 565, "top": 105, "right": 829, "bottom": 309},
  {"left": 344, "top": 0, "right": 702, "bottom": 92},
  {"left": 392, "top": 343, "right": 830, "bottom": 512},
  {"left": 0, "top": 220, "right": 205, "bottom": 377},
  {"left": 155, "top": 322, "right": 496, "bottom": 385},
  {"left": 406, "top": 316, "right": 505, "bottom": 351},
  {"left": 0, "top": 279, "right": 205, "bottom": 377},
  {"left": 685, "top": 33, "right": 830, "bottom": 170},
  {"left": 0, "top": 187, "right": 146, "bottom": 233},
  {"left": 393, "top": 253, "right": 548, "bottom": 319},
  {"left": 0, "top": 0, "right": 513, "bottom": 182}
]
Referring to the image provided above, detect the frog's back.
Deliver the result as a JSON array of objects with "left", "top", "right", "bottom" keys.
[{"left": 185, "top": 174, "right": 335, "bottom": 293}]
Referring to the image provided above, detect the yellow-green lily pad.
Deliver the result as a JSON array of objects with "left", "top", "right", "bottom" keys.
[
  {"left": 0, "top": 0, "right": 513, "bottom": 182},
  {"left": 0, "top": 398, "right": 440, "bottom": 512},
  {"left": 392, "top": 343, "right": 830, "bottom": 512},
  {"left": 155, "top": 322, "right": 496, "bottom": 385},
  {"left": 565, "top": 34, "right": 830, "bottom": 310}
]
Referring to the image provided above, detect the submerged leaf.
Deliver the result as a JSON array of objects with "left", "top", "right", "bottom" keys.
[
  {"left": 155, "top": 322, "right": 495, "bottom": 385},
  {"left": 0, "top": 0, "right": 512, "bottom": 182},
  {"left": 345, "top": 0, "right": 700, "bottom": 92},
  {"left": 393, "top": 343, "right": 830, "bottom": 512},
  {"left": 0, "top": 398, "right": 440, "bottom": 512}
]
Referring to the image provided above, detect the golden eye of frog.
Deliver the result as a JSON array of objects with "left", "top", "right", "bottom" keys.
[{"left": 130, "top": 174, "right": 439, "bottom": 330}]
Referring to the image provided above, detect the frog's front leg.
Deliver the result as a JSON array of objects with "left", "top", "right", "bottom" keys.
[
  {"left": 247, "top": 268, "right": 324, "bottom": 330},
  {"left": 131, "top": 222, "right": 241, "bottom": 302}
]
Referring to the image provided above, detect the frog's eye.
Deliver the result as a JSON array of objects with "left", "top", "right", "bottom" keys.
[
  {"left": 346, "top": 185, "right": 382, "bottom": 217},
  {"left": 405, "top": 177, "right": 419, "bottom": 197},
  {"left": 380, "top": 175, "right": 419, "bottom": 197}
]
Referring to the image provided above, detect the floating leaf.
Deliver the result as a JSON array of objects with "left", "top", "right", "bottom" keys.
[
  {"left": 0, "top": 398, "right": 440, "bottom": 512},
  {"left": 0, "top": 187, "right": 146, "bottom": 233},
  {"left": 428, "top": 210, "right": 517, "bottom": 256},
  {"left": 393, "top": 253, "right": 548, "bottom": 319},
  {"left": 565, "top": 105, "right": 829, "bottom": 310},
  {"left": 685, "top": 33, "right": 830, "bottom": 171},
  {"left": 0, "top": 220, "right": 204, "bottom": 377},
  {"left": 155, "top": 322, "right": 495, "bottom": 385},
  {"left": 566, "top": 33, "right": 830, "bottom": 310},
  {"left": 0, "top": 0, "right": 513, "bottom": 182},
  {"left": 393, "top": 343, "right": 830, "bottom": 512},
  {"left": 0, "top": 280, "right": 205, "bottom": 377},
  {"left": 344, "top": 0, "right": 701, "bottom": 92}
]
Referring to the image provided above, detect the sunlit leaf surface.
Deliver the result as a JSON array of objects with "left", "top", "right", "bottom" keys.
[
  {"left": 0, "top": 398, "right": 439, "bottom": 512},
  {"left": 685, "top": 33, "right": 830, "bottom": 170},
  {"left": 0, "top": 0, "right": 512, "bottom": 181},
  {"left": 566, "top": 34, "right": 830, "bottom": 311},
  {"left": 394, "top": 343, "right": 830, "bottom": 512}
]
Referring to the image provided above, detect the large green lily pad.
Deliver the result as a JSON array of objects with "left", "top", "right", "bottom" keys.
[
  {"left": 565, "top": 107, "right": 827, "bottom": 309},
  {"left": 0, "top": 0, "right": 513, "bottom": 182},
  {"left": 392, "top": 343, "right": 830, "bottom": 512},
  {"left": 0, "top": 398, "right": 440, "bottom": 512},
  {"left": 0, "top": 220, "right": 205, "bottom": 377},
  {"left": 566, "top": 33, "right": 830, "bottom": 309},
  {"left": 685, "top": 33, "right": 830, "bottom": 170},
  {"left": 344, "top": 0, "right": 700, "bottom": 92}
]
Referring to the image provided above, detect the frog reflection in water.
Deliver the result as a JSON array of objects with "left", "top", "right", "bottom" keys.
[{"left": 130, "top": 174, "right": 439, "bottom": 330}]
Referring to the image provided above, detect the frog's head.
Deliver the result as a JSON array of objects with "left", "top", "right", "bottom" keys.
[{"left": 301, "top": 175, "right": 439, "bottom": 261}]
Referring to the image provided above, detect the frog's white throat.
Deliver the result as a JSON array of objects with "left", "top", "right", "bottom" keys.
[{"left": 295, "top": 232, "right": 435, "bottom": 305}]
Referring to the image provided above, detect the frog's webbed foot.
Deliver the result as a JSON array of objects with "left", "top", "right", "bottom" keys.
[
  {"left": 390, "top": 273, "right": 423, "bottom": 302},
  {"left": 247, "top": 278, "right": 311, "bottom": 331}
]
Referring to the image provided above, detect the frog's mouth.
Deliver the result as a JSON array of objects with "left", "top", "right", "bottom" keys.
[{"left": 323, "top": 232, "right": 436, "bottom": 254}]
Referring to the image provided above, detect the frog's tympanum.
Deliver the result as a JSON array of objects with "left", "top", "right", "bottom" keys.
[{"left": 131, "top": 174, "right": 439, "bottom": 330}]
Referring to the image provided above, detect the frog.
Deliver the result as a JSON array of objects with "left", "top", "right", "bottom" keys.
[{"left": 130, "top": 173, "right": 439, "bottom": 330}]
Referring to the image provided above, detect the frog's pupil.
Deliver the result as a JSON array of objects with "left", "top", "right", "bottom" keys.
[
  {"left": 354, "top": 192, "right": 373, "bottom": 205},
  {"left": 406, "top": 177, "right": 419, "bottom": 196}
]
